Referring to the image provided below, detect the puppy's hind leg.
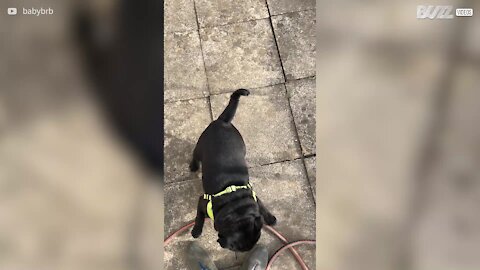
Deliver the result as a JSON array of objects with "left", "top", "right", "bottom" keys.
[{"left": 189, "top": 145, "right": 201, "bottom": 172}]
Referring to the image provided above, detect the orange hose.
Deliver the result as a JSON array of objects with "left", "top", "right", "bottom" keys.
[
  {"left": 265, "top": 240, "right": 316, "bottom": 270},
  {"left": 264, "top": 225, "right": 309, "bottom": 270},
  {"left": 164, "top": 220, "right": 196, "bottom": 246}
]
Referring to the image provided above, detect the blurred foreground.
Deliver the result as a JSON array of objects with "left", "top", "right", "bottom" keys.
[
  {"left": 317, "top": 1, "right": 480, "bottom": 270},
  {"left": 0, "top": 0, "right": 163, "bottom": 269}
]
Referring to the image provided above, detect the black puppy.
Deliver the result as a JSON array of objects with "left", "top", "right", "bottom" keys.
[{"left": 190, "top": 89, "right": 277, "bottom": 252}]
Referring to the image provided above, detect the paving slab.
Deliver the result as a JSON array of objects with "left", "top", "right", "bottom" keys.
[
  {"left": 272, "top": 10, "right": 316, "bottom": 80},
  {"left": 248, "top": 160, "right": 316, "bottom": 270},
  {"left": 164, "top": 0, "right": 197, "bottom": 33},
  {"left": 200, "top": 19, "right": 284, "bottom": 94},
  {"left": 304, "top": 156, "right": 316, "bottom": 201},
  {"left": 266, "top": 0, "right": 315, "bottom": 15},
  {"left": 195, "top": 0, "right": 269, "bottom": 28},
  {"left": 287, "top": 77, "right": 316, "bottom": 155},
  {"left": 164, "top": 98, "right": 212, "bottom": 183},
  {"left": 411, "top": 63, "right": 480, "bottom": 270},
  {"left": 164, "top": 160, "right": 316, "bottom": 270},
  {"left": 210, "top": 85, "right": 301, "bottom": 166},
  {"left": 165, "top": 31, "right": 209, "bottom": 102}
]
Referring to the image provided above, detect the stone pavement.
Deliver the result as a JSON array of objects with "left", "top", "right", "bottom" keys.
[{"left": 164, "top": 0, "right": 316, "bottom": 269}]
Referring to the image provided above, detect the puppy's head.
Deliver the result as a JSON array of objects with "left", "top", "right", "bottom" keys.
[{"left": 217, "top": 215, "right": 263, "bottom": 252}]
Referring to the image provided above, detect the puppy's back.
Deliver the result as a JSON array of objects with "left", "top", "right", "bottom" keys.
[{"left": 198, "top": 120, "right": 247, "bottom": 172}]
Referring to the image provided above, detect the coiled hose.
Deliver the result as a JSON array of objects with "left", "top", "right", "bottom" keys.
[{"left": 164, "top": 220, "right": 315, "bottom": 270}]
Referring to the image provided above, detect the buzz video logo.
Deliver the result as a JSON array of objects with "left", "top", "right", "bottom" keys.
[
  {"left": 417, "top": 5, "right": 474, "bottom": 19},
  {"left": 417, "top": 5, "right": 454, "bottom": 19}
]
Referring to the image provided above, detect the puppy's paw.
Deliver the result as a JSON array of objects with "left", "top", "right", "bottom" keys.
[
  {"left": 191, "top": 226, "right": 203, "bottom": 238},
  {"left": 264, "top": 215, "right": 277, "bottom": 226}
]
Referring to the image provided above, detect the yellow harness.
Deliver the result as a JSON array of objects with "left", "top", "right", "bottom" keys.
[{"left": 203, "top": 183, "right": 257, "bottom": 221}]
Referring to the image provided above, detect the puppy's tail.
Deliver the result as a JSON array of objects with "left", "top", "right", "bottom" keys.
[{"left": 218, "top": 89, "right": 250, "bottom": 123}]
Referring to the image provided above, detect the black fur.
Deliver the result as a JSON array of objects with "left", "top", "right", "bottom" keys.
[{"left": 190, "top": 89, "right": 276, "bottom": 252}]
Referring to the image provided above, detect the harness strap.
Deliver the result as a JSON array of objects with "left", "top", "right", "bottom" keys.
[{"left": 204, "top": 183, "right": 257, "bottom": 220}]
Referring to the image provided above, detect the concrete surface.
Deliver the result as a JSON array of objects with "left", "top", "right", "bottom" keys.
[
  {"left": 266, "top": 0, "right": 315, "bottom": 16},
  {"left": 195, "top": 0, "right": 270, "bottom": 28},
  {"left": 272, "top": 10, "right": 316, "bottom": 80},
  {"left": 304, "top": 157, "right": 316, "bottom": 201},
  {"left": 287, "top": 77, "right": 316, "bottom": 156},
  {"left": 164, "top": 0, "right": 198, "bottom": 33},
  {"left": 165, "top": 1, "right": 316, "bottom": 269},
  {"left": 164, "top": 98, "right": 212, "bottom": 184},
  {"left": 200, "top": 19, "right": 285, "bottom": 94},
  {"left": 210, "top": 85, "right": 301, "bottom": 166},
  {"left": 165, "top": 31, "right": 209, "bottom": 102}
]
